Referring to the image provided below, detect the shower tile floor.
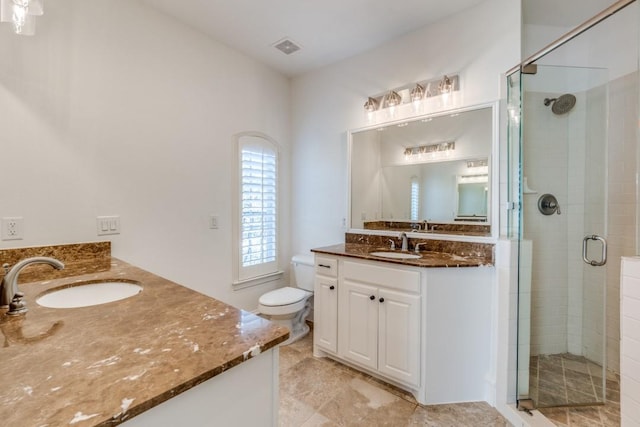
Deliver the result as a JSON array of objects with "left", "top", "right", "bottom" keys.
[
  {"left": 279, "top": 330, "right": 508, "bottom": 426},
  {"left": 529, "top": 354, "right": 621, "bottom": 426}
]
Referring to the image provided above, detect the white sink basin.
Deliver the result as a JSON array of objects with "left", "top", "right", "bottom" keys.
[
  {"left": 36, "top": 281, "right": 142, "bottom": 309},
  {"left": 369, "top": 251, "right": 421, "bottom": 260}
]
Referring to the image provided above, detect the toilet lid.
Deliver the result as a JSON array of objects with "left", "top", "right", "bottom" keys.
[{"left": 259, "top": 287, "right": 310, "bottom": 307}]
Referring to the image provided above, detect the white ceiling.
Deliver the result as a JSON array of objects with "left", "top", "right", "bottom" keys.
[
  {"left": 140, "top": 0, "right": 487, "bottom": 76},
  {"left": 140, "top": 0, "right": 619, "bottom": 77}
]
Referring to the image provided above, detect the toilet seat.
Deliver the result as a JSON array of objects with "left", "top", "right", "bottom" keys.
[
  {"left": 260, "top": 287, "right": 310, "bottom": 306},
  {"left": 258, "top": 287, "right": 312, "bottom": 316}
]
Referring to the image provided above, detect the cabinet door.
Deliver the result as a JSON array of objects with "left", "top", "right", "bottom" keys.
[
  {"left": 340, "top": 280, "right": 378, "bottom": 370},
  {"left": 377, "top": 288, "right": 421, "bottom": 387},
  {"left": 314, "top": 275, "right": 338, "bottom": 353}
]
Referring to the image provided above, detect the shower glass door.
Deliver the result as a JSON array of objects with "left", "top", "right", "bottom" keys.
[{"left": 518, "top": 64, "right": 609, "bottom": 407}]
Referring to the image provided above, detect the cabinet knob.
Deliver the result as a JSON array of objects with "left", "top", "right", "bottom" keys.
[
  {"left": 329, "top": 285, "right": 335, "bottom": 290},
  {"left": 379, "top": 297, "right": 385, "bottom": 303},
  {"left": 370, "top": 295, "right": 375, "bottom": 300}
]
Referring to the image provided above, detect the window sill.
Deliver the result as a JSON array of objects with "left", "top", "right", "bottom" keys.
[{"left": 232, "top": 270, "right": 284, "bottom": 291}]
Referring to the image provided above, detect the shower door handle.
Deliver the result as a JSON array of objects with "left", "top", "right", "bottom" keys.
[{"left": 582, "top": 235, "right": 607, "bottom": 266}]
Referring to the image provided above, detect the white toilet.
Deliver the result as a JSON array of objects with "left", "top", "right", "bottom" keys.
[{"left": 258, "top": 254, "right": 314, "bottom": 345}]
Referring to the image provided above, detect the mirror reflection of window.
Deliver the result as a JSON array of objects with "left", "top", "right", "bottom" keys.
[{"left": 410, "top": 176, "right": 419, "bottom": 221}]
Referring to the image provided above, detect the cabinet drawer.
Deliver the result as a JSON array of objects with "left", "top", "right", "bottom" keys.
[
  {"left": 343, "top": 260, "right": 420, "bottom": 293},
  {"left": 315, "top": 256, "right": 338, "bottom": 277}
]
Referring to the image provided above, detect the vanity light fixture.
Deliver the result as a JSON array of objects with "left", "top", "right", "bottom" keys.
[
  {"left": 363, "top": 74, "right": 460, "bottom": 114},
  {"left": 0, "top": 0, "right": 43, "bottom": 36},
  {"left": 459, "top": 174, "right": 488, "bottom": 184},
  {"left": 466, "top": 159, "right": 489, "bottom": 175},
  {"left": 467, "top": 159, "right": 488, "bottom": 168},
  {"left": 404, "top": 141, "right": 455, "bottom": 157}
]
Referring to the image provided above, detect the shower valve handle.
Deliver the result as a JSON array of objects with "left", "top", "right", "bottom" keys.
[{"left": 538, "top": 194, "right": 561, "bottom": 215}]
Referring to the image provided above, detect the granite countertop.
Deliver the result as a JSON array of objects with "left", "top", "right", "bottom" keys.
[
  {"left": 0, "top": 258, "right": 289, "bottom": 426},
  {"left": 312, "top": 243, "right": 491, "bottom": 267}
]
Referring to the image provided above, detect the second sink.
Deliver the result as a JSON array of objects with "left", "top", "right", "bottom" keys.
[
  {"left": 369, "top": 251, "right": 421, "bottom": 260},
  {"left": 36, "top": 281, "right": 142, "bottom": 309}
]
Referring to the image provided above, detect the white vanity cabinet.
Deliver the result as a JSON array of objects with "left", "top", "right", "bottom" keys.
[
  {"left": 314, "top": 256, "right": 339, "bottom": 353},
  {"left": 340, "top": 260, "right": 421, "bottom": 387},
  {"left": 313, "top": 255, "right": 423, "bottom": 396},
  {"left": 312, "top": 251, "right": 495, "bottom": 406}
]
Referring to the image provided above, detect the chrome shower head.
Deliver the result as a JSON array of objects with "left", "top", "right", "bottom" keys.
[{"left": 544, "top": 94, "right": 576, "bottom": 115}]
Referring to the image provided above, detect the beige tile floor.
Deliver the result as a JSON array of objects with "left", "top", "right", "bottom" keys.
[
  {"left": 278, "top": 331, "right": 508, "bottom": 426},
  {"left": 530, "top": 354, "right": 621, "bottom": 427}
]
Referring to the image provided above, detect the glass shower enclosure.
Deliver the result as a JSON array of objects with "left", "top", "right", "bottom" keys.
[{"left": 509, "top": 1, "right": 639, "bottom": 409}]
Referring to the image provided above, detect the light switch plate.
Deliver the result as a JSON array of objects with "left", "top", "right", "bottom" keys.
[
  {"left": 97, "top": 216, "right": 120, "bottom": 235},
  {"left": 209, "top": 215, "right": 219, "bottom": 229}
]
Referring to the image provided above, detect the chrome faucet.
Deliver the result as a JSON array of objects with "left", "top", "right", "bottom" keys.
[
  {"left": 399, "top": 232, "right": 408, "bottom": 251},
  {"left": 1, "top": 257, "right": 64, "bottom": 315}
]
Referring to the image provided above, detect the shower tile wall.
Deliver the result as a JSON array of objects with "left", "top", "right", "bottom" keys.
[
  {"left": 523, "top": 90, "right": 575, "bottom": 357},
  {"left": 523, "top": 71, "right": 638, "bottom": 374}
]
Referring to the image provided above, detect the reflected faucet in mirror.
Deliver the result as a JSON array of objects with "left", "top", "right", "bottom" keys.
[
  {"left": 1, "top": 257, "right": 65, "bottom": 315},
  {"left": 399, "top": 232, "right": 408, "bottom": 251}
]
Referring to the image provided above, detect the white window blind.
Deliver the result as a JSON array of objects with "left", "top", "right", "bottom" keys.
[
  {"left": 410, "top": 177, "right": 419, "bottom": 221},
  {"left": 239, "top": 138, "right": 278, "bottom": 279}
]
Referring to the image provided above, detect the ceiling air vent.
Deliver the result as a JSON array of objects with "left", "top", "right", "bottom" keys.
[{"left": 273, "top": 38, "right": 301, "bottom": 55}]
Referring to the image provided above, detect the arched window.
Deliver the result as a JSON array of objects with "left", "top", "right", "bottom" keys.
[{"left": 233, "top": 132, "right": 281, "bottom": 285}]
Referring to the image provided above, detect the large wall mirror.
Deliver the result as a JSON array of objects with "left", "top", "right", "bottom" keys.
[{"left": 349, "top": 103, "right": 497, "bottom": 239}]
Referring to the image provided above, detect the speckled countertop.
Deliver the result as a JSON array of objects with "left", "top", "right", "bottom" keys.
[
  {"left": 312, "top": 243, "right": 492, "bottom": 267},
  {"left": 0, "top": 257, "right": 289, "bottom": 426}
]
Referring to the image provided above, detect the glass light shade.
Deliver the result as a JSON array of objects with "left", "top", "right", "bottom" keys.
[
  {"left": 364, "top": 97, "right": 378, "bottom": 113},
  {"left": 438, "top": 75, "right": 452, "bottom": 94},
  {"left": 410, "top": 84, "right": 425, "bottom": 102},
  {"left": 11, "top": 4, "right": 35, "bottom": 35},
  {"left": 386, "top": 91, "right": 401, "bottom": 107}
]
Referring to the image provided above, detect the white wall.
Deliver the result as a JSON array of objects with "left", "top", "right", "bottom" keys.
[
  {"left": 0, "top": 0, "right": 291, "bottom": 310},
  {"left": 290, "top": 0, "right": 520, "bottom": 254}
]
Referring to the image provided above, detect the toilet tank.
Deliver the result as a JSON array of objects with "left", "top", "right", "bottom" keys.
[{"left": 291, "top": 254, "right": 315, "bottom": 292}]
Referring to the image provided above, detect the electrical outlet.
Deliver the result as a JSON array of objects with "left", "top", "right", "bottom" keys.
[
  {"left": 97, "top": 216, "right": 120, "bottom": 236},
  {"left": 1, "top": 217, "right": 24, "bottom": 240}
]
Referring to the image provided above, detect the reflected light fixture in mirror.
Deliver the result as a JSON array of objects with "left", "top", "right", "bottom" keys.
[
  {"left": 0, "top": 0, "right": 43, "bottom": 35},
  {"left": 403, "top": 141, "right": 455, "bottom": 162}
]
